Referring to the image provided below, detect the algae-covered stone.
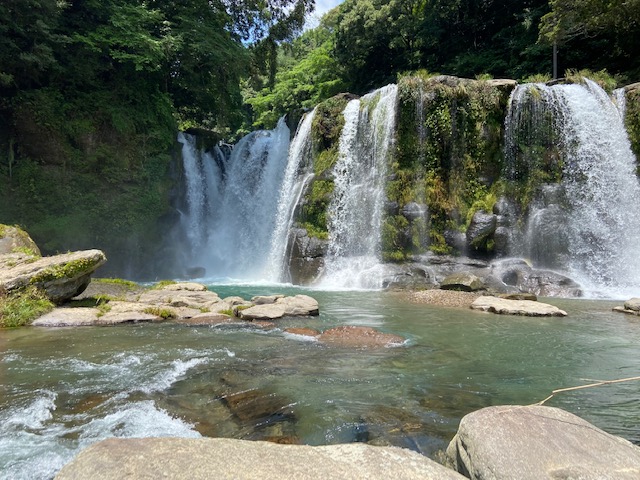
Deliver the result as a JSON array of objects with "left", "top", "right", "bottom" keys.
[
  {"left": 0, "top": 249, "right": 106, "bottom": 303},
  {"left": 0, "top": 224, "right": 41, "bottom": 257}
]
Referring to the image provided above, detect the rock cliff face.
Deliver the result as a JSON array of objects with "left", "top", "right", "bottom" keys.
[{"left": 279, "top": 75, "right": 640, "bottom": 294}]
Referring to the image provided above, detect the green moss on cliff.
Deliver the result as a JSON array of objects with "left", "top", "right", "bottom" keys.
[
  {"left": 625, "top": 86, "right": 640, "bottom": 176},
  {"left": 295, "top": 93, "right": 353, "bottom": 239},
  {"left": 392, "top": 75, "right": 511, "bottom": 256}
]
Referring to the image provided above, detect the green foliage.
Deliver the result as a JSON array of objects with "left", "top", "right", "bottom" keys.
[
  {"left": 564, "top": 69, "right": 618, "bottom": 92},
  {"left": 30, "top": 258, "right": 99, "bottom": 285},
  {"left": 246, "top": 27, "right": 346, "bottom": 129},
  {"left": 299, "top": 180, "right": 334, "bottom": 239},
  {"left": 625, "top": 88, "right": 640, "bottom": 173},
  {"left": 143, "top": 306, "right": 175, "bottom": 319},
  {"left": 393, "top": 75, "right": 509, "bottom": 255},
  {"left": 0, "top": 286, "right": 54, "bottom": 328}
]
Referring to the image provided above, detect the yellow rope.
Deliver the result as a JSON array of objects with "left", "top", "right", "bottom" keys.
[{"left": 536, "top": 375, "right": 640, "bottom": 406}]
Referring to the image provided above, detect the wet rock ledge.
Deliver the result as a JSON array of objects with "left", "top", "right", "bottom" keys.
[{"left": 33, "top": 282, "right": 320, "bottom": 327}]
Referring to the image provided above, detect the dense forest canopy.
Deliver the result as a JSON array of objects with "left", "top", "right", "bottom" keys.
[{"left": 0, "top": 0, "right": 638, "bottom": 274}]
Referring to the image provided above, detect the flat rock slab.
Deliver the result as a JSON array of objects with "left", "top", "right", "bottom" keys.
[
  {"left": 32, "top": 305, "right": 162, "bottom": 326},
  {"left": 55, "top": 437, "right": 465, "bottom": 480},
  {"left": 0, "top": 249, "right": 106, "bottom": 302},
  {"left": 471, "top": 295, "right": 567, "bottom": 317},
  {"left": 446, "top": 405, "right": 640, "bottom": 480},
  {"left": 319, "top": 326, "right": 405, "bottom": 348}
]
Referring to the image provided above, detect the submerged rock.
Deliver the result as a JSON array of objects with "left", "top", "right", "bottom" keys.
[
  {"left": 55, "top": 437, "right": 466, "bottom": 480},
  {"left": 470, "top": 296, "right": 567, "bottom": 317},
  {"left": 446, "top": 405, "right": 640, "bottom": 480},
  {"left": 319, "top": 326, "right": 405, "bottom": 348}
]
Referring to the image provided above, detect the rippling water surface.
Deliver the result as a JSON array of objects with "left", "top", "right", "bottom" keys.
[{"left": 1, "top": 287, "right": 639, "bottom": 479}]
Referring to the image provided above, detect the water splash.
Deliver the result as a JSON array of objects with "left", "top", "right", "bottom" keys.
[
  {"left": 177, "top": 119, "right": 290, "bottom": 281},
  {"left": 318, "top": 84, "right": 399, "bottom": 289}
]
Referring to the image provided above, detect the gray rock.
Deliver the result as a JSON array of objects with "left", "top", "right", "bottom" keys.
[
  {"left": 251, "top": 294, "right": 285, "bottom": 305},
  {"left": 137, "top": 285, "right": 220, "bottom": 310},
  {"left": 0, "top": 249, "right": 106, "bottom": 303},
  {"left": 470, "top": 295, "right": 567, "bottom": 316},
  {"left": 466, "top": 210, "right": 497, "bottom": 251},
  {"left": 446, "top": 405, "right": 640, "bottom": 480},
  {"left": 401, "top": 202, "right": 428, "bottom": 221},
  {"left": 440, "top": 272, "right": 485, "bottom": 292},
  {"left": 238, "top": 303, "right": 287, "bottom": 320},
  {"left": 239, "top": 295, "right": 319, "bottom": 320},
  {"left": 624, "top": 298, "right": 640, "bottom": 311},
  {"left": 55, "top": 437, "right": 466, "bottom": 480}
]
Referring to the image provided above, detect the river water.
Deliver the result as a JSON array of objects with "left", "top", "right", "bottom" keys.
[{"left": 1, "top": 287, "right": 639, "bottom": 479}]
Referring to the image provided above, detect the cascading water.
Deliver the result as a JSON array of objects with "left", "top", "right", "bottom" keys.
[
  {"left": 176, "top": 119, "right": 290, "bottom": 281},
  {"left": 506, "top": 80, "right": 640, "bottom": 297},
  {"left": 265, "top": 108, "right": 317, "bottom": 282},
  {"left": 317, "top": 84, "right": 398, "bottom": 289}
]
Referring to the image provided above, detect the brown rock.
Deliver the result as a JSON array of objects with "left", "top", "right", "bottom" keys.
[
  {"left": 285, "top": 327, "right": 320, "bottom": 337},
  {"left": 319, "top": 326, "right": 405, "bottom": 349},
  {"left": 221, "top": 388, "right": 295, "bottom": 424}
]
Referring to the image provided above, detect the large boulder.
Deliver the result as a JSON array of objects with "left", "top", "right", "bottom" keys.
[
  {"left": 0, "top": 249, "right": 106, "bottom": 303},
  {"left": 0, "top": 224, "right": 41, "bottom": 256},
  {"left": 287, "top": 228, "right": 327, "bottom": 284},
  {"left": 55, "top": 437, "right": 465, "bottom": 480},
  {"left": 466, "top": 210, "right": 497, "bottom": 252},
  {"left": 440, "top": 272, "right": 485, "bottom": 292},
  {"left": 470, "top": 295, "right": 567, "bottom": 317},
  {"left": 446, "top": 405, "right": 640, "bottom": 479}
]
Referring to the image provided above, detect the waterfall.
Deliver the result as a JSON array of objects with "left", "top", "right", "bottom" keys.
[
  {"left": 176, "top": 118, "right": 290, "bottom": 281},
  {"left": 265, "top": 108, "right": 317, "bottom": 282},
  {"left": 506, "top": 80, "right": 640, "bottom": 297},
  {"left": 317, "top": 84, "right": 399, "bottom": 289},
  {"left": 177, "top": 132, "right": 226, "bottom": 266}
]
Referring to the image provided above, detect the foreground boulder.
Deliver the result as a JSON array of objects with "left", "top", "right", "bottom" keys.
[
  {"left": 470, "top": 295, "right": 567, "bottom": 317},
  {"left": 0, "top": 249, "right": 106, "bottom": 303},
  {"left": 55, "top": 437, "right": 465, "bottom": 480},
  {"left": 446, "top": 405, "right": 640, "bottom": 479}
]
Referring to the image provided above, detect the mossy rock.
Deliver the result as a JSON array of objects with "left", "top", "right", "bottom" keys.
[{"left": 0, "top": 224, "right": 41, "bottom": 257}]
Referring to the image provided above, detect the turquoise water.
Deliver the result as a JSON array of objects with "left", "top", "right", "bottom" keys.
[{"left": 1, "top": 287, "right": 639, "bottom": 479}]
